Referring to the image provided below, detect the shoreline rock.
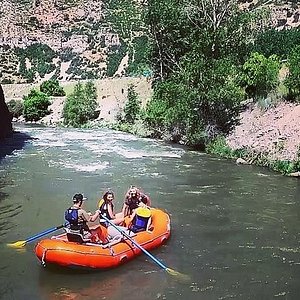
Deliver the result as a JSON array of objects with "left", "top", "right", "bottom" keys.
[{"left": 0, "top": 84, "right": 12, "bottom": 139}]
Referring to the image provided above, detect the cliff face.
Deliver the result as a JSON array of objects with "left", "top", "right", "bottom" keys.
[
  {"left": 0, "top": 0, "right": 119, "bottom": 83},
  {"left": 0, "top": 1, "right": 299, "bottom": 84},
  {"left": 0, "top": 85, "right": 12, "bottom": 138}
]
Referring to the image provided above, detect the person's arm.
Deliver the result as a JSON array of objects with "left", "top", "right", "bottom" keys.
[
  {"left": 107, "top": 203, "right": 115, "bottom": 219},
  {"left": 81, "top": 209, "right": 92, "bottom": 222},
  {"left": 89, "top": 210, "right": 99, "bottom": 222},
  {"left": 146, "top": 217, "right": 152, "bottom": 231},
  {"left": 145, "top": 195, "right": 151, "bottom": 207},
  {"left": 122, "top": 202, "right": 130, "bottom": 217}
]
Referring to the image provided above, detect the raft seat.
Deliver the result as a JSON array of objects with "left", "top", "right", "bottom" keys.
[{"left": 65, "top": 229, "right": 91, "bottom": 244}]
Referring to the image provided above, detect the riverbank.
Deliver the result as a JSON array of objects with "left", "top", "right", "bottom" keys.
[
  {"left": 3, "top": 79, "right": 300, "bottom": 175},
  {"left": 2, "top": 77, "right": 152, "bottom": 125},
  {"left": 226, "top": 101, "right": 300, "bottom": 163}
]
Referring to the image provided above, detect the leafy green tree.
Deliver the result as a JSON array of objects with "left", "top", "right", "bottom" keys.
[
  {"left": 23, "top": 89, "right": 51, "bottom": 121},
  {"left": 252, "top": 28, "right": 300, "bottom": 60},
  {"left": 63, "top": 81, "right": 98, "bottom": 127},
  {"left": 123, "top": 84, "right": 141, "bottom": 124},
  {"left": 239, "top": 52, "right": 280, "bottom": 99},
  {"left": 146, "top": 56, "right": 244, "bottom": 145},
  {"left": 285, "top": 45, "right": 300, "bottom": 101},
  {"left": 40, "top": 79, "right": 66, "bottom": 96}
]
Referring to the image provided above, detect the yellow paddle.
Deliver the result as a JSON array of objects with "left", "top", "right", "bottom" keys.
[
  {"left": 101, "top": 214, "right": 190, "bottom": 282},
  {"left": 7, "top": 224, "right": 64, "bottom": 248}
]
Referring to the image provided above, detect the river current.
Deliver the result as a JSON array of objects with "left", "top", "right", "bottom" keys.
[{"left": 0, "top": 124, "right": 299, "bottom": 299}]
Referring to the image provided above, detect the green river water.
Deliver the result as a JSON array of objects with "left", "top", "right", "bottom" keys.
[{"left": 0, "top": 124, "right": 299, "bottom": 300}]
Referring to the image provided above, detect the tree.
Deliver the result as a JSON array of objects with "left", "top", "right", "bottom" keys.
[
  {"left": 23, "top": 89, "right": 51, "bottom": 121},
  {"left": 123, "top": 84, "right": 141, "bottom": 124},
  {"left": 63, "top": 81, "right": 98, "bottom": 127},
  {"left": 240, "top": 52, "right": 280, "bottom": 99},
  {"left": 40, "top": 79, "right": 66, "bottom": 96},
  {"left": 285, "top": 45, "right": 300, "bottom": 101}
]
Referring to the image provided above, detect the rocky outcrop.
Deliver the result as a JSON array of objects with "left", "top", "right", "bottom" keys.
[{"left": 0, "top": 84, "right": 12, "bottom": 138}]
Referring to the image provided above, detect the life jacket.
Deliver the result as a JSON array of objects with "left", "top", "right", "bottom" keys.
[
  {"left": 65, "top": 207, "right": 89, "bottom": 233},
  {"left": 129, "top": 207, "right": 151, "bottom": 233},
  {"left": 98, "top": 199, "right": 114, "bottom": 227},
  {"left": 125, "top": 197, "right": 140, "bottom": 216}
]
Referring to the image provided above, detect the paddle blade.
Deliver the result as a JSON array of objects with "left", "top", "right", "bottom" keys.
[
  {"left": 7, "top": 241, "right": 26, "bottom": 248},
  {"left": 165, "top": 268, "right": 191, "bottom": 282}
]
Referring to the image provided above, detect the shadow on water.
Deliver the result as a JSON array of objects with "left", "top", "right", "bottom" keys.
[{"left": 0, "top": 129, "right": 34, "bottom": 161}]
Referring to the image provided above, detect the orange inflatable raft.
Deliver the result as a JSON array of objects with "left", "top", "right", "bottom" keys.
[{"left": 34, "top": 208, "right": 171, "bottom": 269}]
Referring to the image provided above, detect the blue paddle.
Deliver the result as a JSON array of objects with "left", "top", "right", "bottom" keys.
[
  {"left": 101, "top": 214, "right": 189, "bottom": 280},
  {"left": 7, "top": 224, "right": 64, "bottom": 248}
]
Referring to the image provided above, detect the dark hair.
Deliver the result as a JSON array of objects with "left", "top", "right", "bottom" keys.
[
  {"left": 103, "top": 191, "right": 114, "bottom": 202},
  {"left": 73, "top": 193, "right": 86, "bottom": 203}
]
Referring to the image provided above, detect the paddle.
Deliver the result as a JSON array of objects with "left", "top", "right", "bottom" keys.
[
  {"left": 101, "top": 214, "right": 190, "bottom": 281},
  {"left": 7, "top": 224, "right": 65, "bottom": 248}
]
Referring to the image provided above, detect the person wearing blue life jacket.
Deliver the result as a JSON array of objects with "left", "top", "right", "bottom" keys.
[
  {"left": 65, "top": 193, "right": 108, "bottom": 243},
  {"left": 128, "top": 207, "right": 152, "bottom": 233},
  {"left": 96, "top": 190, "right": 124, "bottom": 227},
  {"left": 121, "top": 186, "right": 151, "bottom": 218}
]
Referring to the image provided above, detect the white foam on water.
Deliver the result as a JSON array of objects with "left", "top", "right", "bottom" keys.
[
  {"left": 62, "top": 161, "right": 109, "bottom": 172},
  {"left": 13, "top": 125, "right": 186, "bottom": 172}
]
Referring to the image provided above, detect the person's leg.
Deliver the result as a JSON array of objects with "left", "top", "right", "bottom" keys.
[{"left": 90, "top": 225, "right": 108, "bottom": 243}]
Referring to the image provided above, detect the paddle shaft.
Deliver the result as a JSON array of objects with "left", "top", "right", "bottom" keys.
[
  {"left": 101, "top": 214, "right": 168, "bottom": 271},
  {"left": 25, "top": 225, "right": 64, "bottom": 243}
]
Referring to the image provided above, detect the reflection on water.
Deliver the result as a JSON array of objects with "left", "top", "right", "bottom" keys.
[
  {"left": 0, "top": 124, "right": 299, "bottom": 299},
  {"left": 0, "top": 129, "right": 33, "bottom": 161}
]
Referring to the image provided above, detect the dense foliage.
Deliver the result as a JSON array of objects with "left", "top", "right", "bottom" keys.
[
  {"left": 16, "top": 43, "right": 56, "bottom": 83},
  {"left": 40, "top": 79, "right": 66, "bottom": 97},
  {"left": 63, "top": 81, "right": 98, "bottom": 127},
  {"left": 23, "top": 89, "right": 51, "bottom": 121},
  {"left": 285, "top": 45, "right": 300, "bottom": 101},
  {"left": 239, "top": 52, "right": 280, "bottom": 99},
  {"left": 123, "top": 84, "right": 141, "bottom": 124},
  {"left": 252, "top": 28, "right": 300, "bottom": 59},
  {"left": 142, "top": 0, "right": 257, "bottom": 145}
]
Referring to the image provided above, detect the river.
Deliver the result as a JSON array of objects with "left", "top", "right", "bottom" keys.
[{"left": 0, "top": 124, "right": 299, "bottom": 300}]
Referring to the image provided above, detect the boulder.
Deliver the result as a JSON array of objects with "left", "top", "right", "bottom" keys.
[{"left": 0, "top": 84, "right": 12, "bottom": 138}]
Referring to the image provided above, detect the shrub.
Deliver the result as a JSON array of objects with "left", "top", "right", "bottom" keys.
[
  {"left": 40, "top": 79, "right": 66, "bottom": 96},
  {"left": 23, "top": 89, "right": 51, "bottom": 121},
  {"left": 63, "top": 81, "right": 98, "bottom": 127},
  {"left": 285, "top": 45, "right": 300, "bottom": 101},
  {"left": 252, "top": 28, "right": 300, "bottom": 60},
  {"left": 239, "top": 52, "right": 280, "bottom": 99},
  {"left": 7, "top": 99, "right": 24, "bottom": 118},
  {"left": 123, "top": 84, "right": 141, "bottom": 124}
]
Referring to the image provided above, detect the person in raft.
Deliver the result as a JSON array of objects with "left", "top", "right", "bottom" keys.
[
  {"left": 128, "top": 206, "right": 152, "bottom": 233},
  {"left": 64, "top": 193, "right": 108, "bottom": 244},
  {"left": 97, "top": 190, "right": 124, "bottom": 227},
  {"left": 121, "top": 186, "right": 152, "bottom": 217}
]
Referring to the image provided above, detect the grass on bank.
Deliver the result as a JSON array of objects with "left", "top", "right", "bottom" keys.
[{"left": 206, "top": 136, "right": 300, "bottom": 175}]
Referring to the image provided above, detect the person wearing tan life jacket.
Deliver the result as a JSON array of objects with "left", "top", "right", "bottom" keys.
[{"left": 64, "top": 193, "right": 108, "bottom": 244}]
